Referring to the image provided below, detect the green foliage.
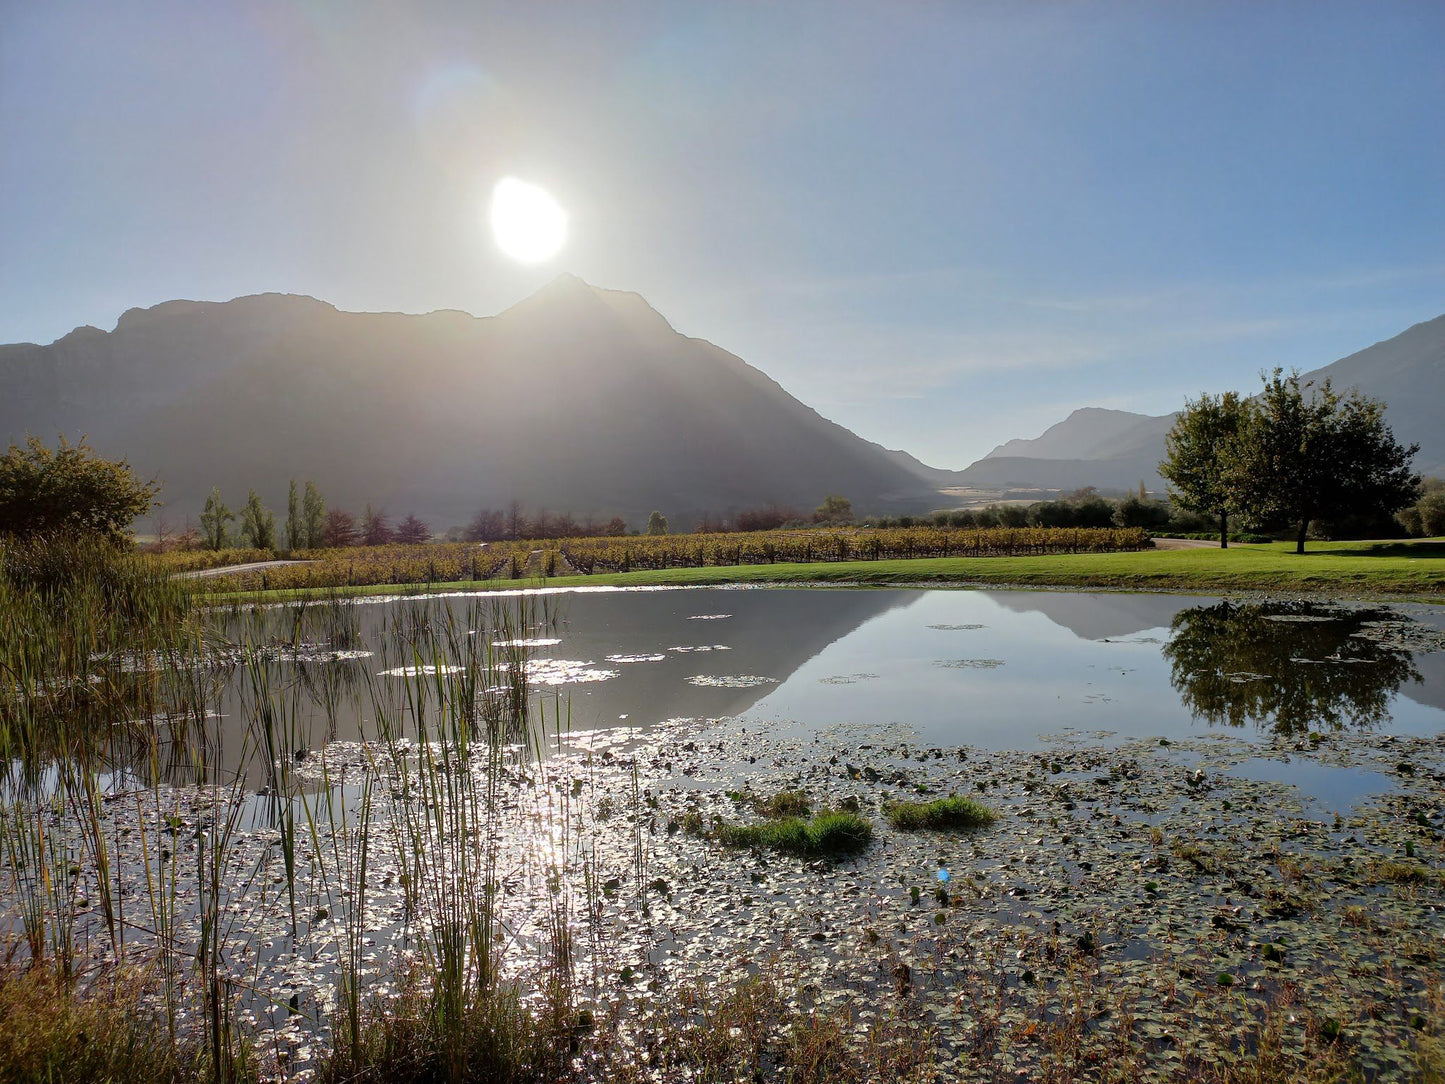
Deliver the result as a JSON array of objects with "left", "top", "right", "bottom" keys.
[
  {"left": 1232, "top": 371, "right": 1419, "bottom": 553},
  {"left": 646, "top": 510, "right": 668, "bottom": 535},
  {"left": 885, "top": 795, "right": 997, "bottom": 831},
  {"left": 1163, "top": 374, "right": 1419, "bottom": 553},
  {"left": 284, "top": 479, "right": 301, "bottom": 551},
  {"left": 302, "top": 481, "right": 327, "bottom": 549},
  {"left": 199, "top": 487, "right": 234, "bottom": 550},
  {"left": 814, "top": 494, "right": 854, "bottom": 525},
  {"left": 1160, "top": 390, "right": 1247, "bottom": 547},
  {"left": 1114, "top": 495, "right": 1173, "bottom": 530},
  {"left": 713, "top": 811, "right": 873, "bottom": 857},
  {"left": 0, "top": 436, "right": 158, "bottom": 540},
  {"left": 239, "top": 489, "right": 276, "bottom": 550},
  {"left": 1398, "top": 479, "right": 1445, "bottom": 538}
]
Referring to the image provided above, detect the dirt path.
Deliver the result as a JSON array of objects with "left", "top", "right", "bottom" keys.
[
  {"left": 1151, "top": 537, "right": 1221, "bottom": 550},
  {"left": 178, "top": 559, "right": 315, "bottom": 579}
]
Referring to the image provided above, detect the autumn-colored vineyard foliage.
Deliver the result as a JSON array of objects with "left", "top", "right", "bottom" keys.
[
  {"left": 185, "top": 526, "right": 1152, "bottom": 592},
  {"left": 150, "top": 547, "right": 274, "bottom": 573}
]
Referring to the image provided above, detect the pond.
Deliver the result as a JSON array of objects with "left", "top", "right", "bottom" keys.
[
  {"left": 211, "top": 586, "right": 1445, "bottom": 808},
  {"left": 6, "top": 585, "right": 1445, "bottom": 1080}
]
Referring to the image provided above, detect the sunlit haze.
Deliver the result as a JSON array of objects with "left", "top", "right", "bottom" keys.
[{"left": 1, "top": 2, "right": 1442, "bottom": 467}]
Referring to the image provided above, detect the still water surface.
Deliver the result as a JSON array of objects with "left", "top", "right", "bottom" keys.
[{"left": 242, "top": 586, "right": 1445, "bottom": 755}]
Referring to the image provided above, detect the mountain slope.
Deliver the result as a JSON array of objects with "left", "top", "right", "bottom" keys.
[
  {"left": 961, "top": 314, "right": 1445, "bottom": 489},
  {"left": 0, "top": 276, "right": 946, "bottom": 528}
]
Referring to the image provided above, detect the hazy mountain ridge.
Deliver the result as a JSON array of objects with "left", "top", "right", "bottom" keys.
[
  {"left": 0, "top": 277, "right": 948, "bottom": 528},
  {"left": 962, "top": 314, "right": 1445, "bottom": 490}
]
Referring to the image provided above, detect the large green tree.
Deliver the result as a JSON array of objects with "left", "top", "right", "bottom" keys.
[
  {"left": 0, "top": 436, "right": 158, "bottom": 540},
  {"left": 1231, "top": 370, "right": 1417, "bottom": 553},
  {"left": 200, "top": 488, "right": 234, "bottom": 550},
  {"left": 1159, "top": 391, "right": 1247, "bottom": 548}
]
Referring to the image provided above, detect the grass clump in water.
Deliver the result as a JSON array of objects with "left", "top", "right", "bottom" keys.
[
  {"left": 754, "top": 789, "right": 812, "bottom": 818},
  {"left": 885, "top": 795, "right": 996, "bottom": 831},
  {"left": 714, "top": 811, "right": 873, "bottom": 858}
]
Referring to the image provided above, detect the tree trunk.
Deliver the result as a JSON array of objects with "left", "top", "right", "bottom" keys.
[
  {"left": 1219, "top": 510, "right": 1228, "bottom": 550},
  {"left": 1296, "top": 519, "right": 1309, "bottom": 554}
]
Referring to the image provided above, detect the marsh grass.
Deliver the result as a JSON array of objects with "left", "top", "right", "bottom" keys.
[
  {"left": 714, "top": 811, "right": 873, "bottom": 857},
  {"left": 885, "top": 795, "right": 997, "bottom": 831},
  {"left": 0, "top": 961, "right": 233, "bottom": 1084}
]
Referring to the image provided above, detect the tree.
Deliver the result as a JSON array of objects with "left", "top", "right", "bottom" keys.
[
  {"left": 320, "top": 509, "right": 359, "bottom": 548},
  {"left": 1231, "top": 370, "right": 1417, "bottom": 554},
  {"left": 239, "top": 489, "right": 277, "bottom": 550},
  {"left": 200, "top": 488, "right": 234, "bottom": 550},
  {"left": 361, "top": 503, "right": 393, "bottom": 546},
  {"left": 302, "top": 481, "right": 326, "bottom": 549},
  {"left": 1159, "top": 391, "right": 1248, "bottom": 548},
  {"left": 395, "top": 513, "right": 431, "bottom": 544},
  {"left": 646, "top": 510, "right": 668, "bottom": 535},
  {"left": 1113, "top": 495, "right": 1171, "bottom": 530},
  {"left": 284, "top": 480, "right": 301, "bottom": 552},
  {"left": 0, "top": 435, "right": 159, "bottom": 540},
  {"left": 813, "top": 494, "right": 853, "bottom": 525}
]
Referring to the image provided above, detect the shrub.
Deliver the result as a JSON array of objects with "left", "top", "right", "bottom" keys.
[
  {"left": 0, "top": 436, "right": 158, "bottom": 541},
  {"left": 885, "top": 795, "right": 997, "bottom": 831}
]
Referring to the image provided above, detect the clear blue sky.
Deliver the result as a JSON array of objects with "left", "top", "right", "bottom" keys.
[{"left": 2, "top": 1, "right": 1441, "bottom": 467}]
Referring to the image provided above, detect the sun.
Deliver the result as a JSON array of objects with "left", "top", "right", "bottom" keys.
[{"left": 488, "top": 177, "right": 568, "bottom": 263}]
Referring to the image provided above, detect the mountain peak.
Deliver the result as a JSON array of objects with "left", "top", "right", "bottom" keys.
[{"left": 501, "top": 274, "right": 677, "bottom": 337}]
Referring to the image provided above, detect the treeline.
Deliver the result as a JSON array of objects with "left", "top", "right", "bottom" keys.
[
  {"left": 1398, "top": 478, "right": 1445, "bottom": 538},
  {"left": 461, "top": 504, "right": 629, "bottom": 542},
  {"left": 161, "top": 481, "right": 431, "bottom": 552}
]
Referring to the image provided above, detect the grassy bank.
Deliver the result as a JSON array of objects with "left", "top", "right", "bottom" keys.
[{"left": 213, "top": 538, "right": 1445, "bottom": 602}]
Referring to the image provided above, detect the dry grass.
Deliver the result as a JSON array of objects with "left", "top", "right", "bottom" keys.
[{"left": 0, "top": 962, "right": 227, "bottom": 1084}]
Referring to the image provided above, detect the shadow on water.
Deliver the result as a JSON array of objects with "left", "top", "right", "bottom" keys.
[{"left": 1163, "top": 600, "right": 1421, "bottom": 735}]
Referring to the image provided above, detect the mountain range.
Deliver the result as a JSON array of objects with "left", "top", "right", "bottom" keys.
[
  {"left": 956, "top": 314, "right": 1445, "bottom": 492},
  {"left": 0, "top": 275, "right": 947, "bottom": 529},
  {"left": 1, "top": 277, "right": 1440, "bottom": 529}
]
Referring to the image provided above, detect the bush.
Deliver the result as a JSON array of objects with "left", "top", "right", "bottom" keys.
[
  {"left": 885, "top": 795, "right": 997, "bottom": 831},
  {"left": 0, "top": 436, "right": 159, "bottom": 541}
]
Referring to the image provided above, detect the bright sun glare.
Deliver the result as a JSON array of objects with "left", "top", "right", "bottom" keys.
[{"left": 488, "top": 177, "right": 568, "bottom": 263}]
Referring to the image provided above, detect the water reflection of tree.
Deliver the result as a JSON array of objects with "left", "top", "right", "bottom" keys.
[{"left": 1164, "top": 601, "right": 1420, "bottom": 735}]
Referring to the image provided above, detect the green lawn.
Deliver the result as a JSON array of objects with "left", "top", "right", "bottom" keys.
[{"left": 215, "top": 538, "right": 1445, "bottom": 602}]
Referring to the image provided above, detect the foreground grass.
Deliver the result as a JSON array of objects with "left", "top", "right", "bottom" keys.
[
  {"left": 0, "top": 965, "right": 232, "bottom": 1084},
  {"left": 886, "top": 795, "right": 997, "bottom": 831},
  {"left": 212, "top": 538, "right": 1445, "bottom": 602}
]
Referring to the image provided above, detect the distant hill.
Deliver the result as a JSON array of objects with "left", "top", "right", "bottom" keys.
[
  {"left": 0, "top": 276, "right": 948, "bottom": 529},
  {"left": 959, "top": 314, "right": 1445, "bottom": 491}
]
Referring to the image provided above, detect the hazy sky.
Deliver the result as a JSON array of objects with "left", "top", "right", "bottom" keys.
[{"left": 2, "top": 1, "right": 1442, "bottom": 468}]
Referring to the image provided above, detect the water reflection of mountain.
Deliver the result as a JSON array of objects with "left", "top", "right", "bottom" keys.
[
  {"left": 541, "top": 588, "right": 921, "bottom": 729},
  {"left": 208, "top": 588, "right": 919, "bottom": 756},
  {"left": 987, "top": 591, "right": 1195, "bottom": 640},
  {"left": 1162, "top": 600, "right": 1421, "bottom": 735}
]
